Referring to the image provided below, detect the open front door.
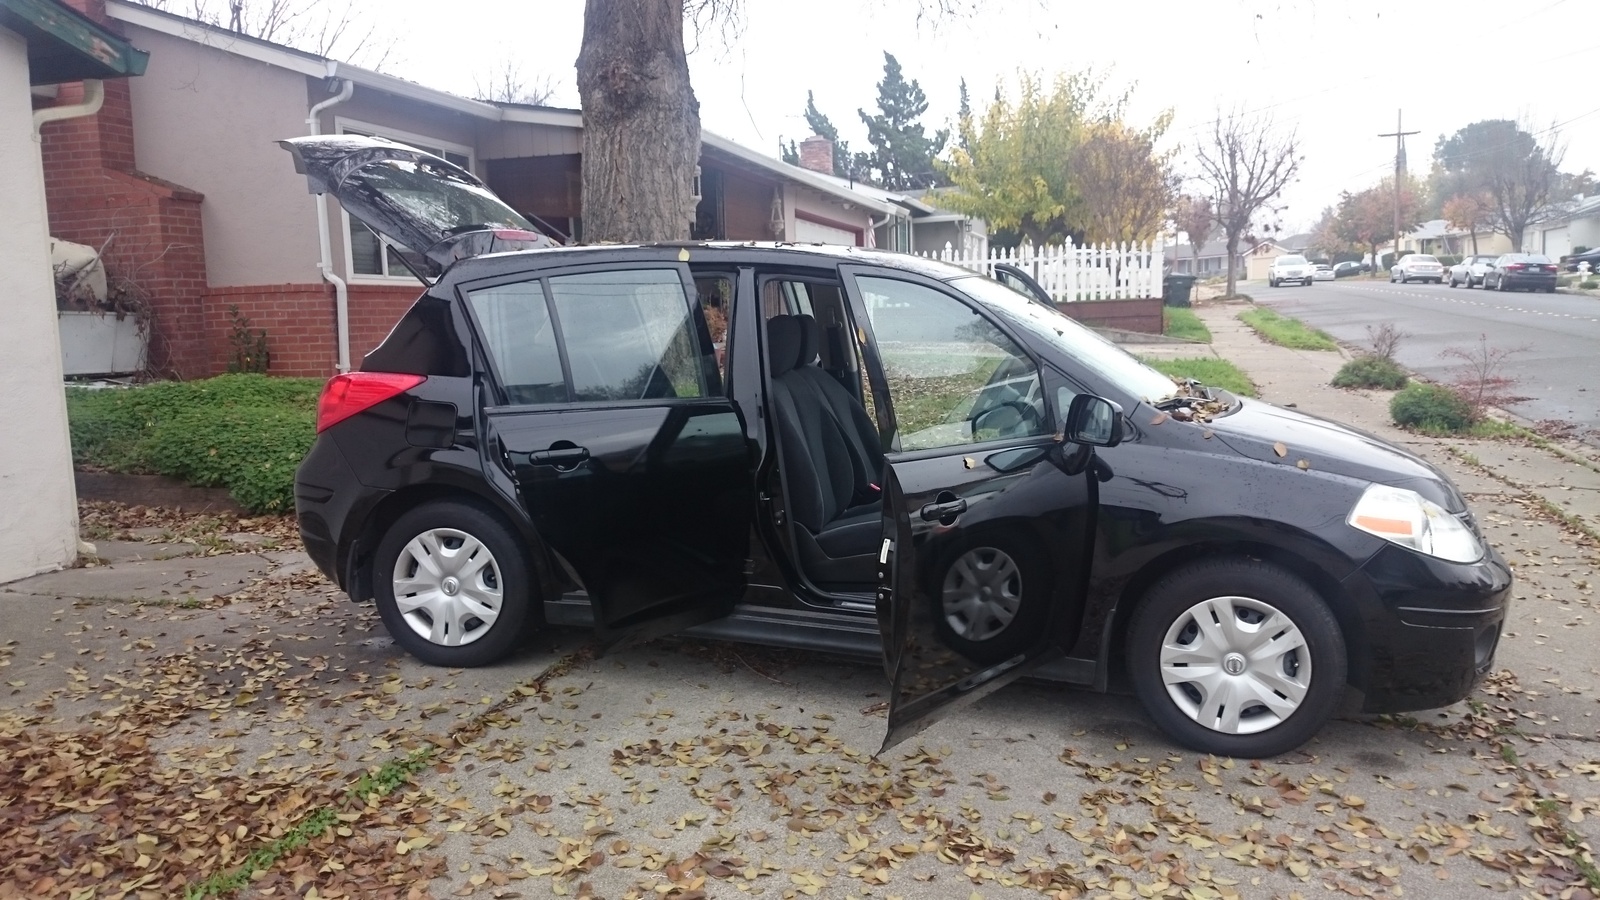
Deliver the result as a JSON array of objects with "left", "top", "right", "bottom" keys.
[
  {"left": 875, "top": 462, "right": 1078, "bottom": 751},
  {"left": 469, "top": 262, "right": 754, "bottom": 648}
]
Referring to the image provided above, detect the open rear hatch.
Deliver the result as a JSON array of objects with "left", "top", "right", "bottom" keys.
[{"left": 279, "top": 134, "right": 554, "bottom": 280}]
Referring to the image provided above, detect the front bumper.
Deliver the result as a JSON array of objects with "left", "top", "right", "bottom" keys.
[{"left": 1342, "top": 543, "right": 1512, "bottom": 713}]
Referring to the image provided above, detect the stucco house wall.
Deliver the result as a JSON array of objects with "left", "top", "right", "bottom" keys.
[
  {"left": 1, "top": 27, "right": 80, "bottom": 582},
  {"left": 123, "top": 23, "right": 320, "bottom": 287}
]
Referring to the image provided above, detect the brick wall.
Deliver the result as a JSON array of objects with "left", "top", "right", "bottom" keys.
[
  {"left": 200, "top": 283, "right": 422, "bottom": 378},
  {"left": 1055, "top": 297, "right": 1164, "bottom": 334},
  {"left": 39, "top": 0, "right": 215, "bottom": 378}
]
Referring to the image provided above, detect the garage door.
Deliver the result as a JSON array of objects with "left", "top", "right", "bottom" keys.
[
  {"left": 794, "top": 217, "right": 860, "bottom": 246},
  {"left": 1539, "top": 226, "right": 1570, "bottom": 259}
]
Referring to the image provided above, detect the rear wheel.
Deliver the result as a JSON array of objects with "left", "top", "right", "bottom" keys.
[
  {"left": 373, "top": 500, "right": 534, "bottom": 667},
  {"left": 1127, "top": 558, "right": 1346, "bottom": 757}
]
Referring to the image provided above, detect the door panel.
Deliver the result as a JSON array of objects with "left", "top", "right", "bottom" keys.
[
  {"left": 875, "top": 446, "right": 1093, "bottom": 751},
  {"left": 471, "top": 262, "right": 752, "bottom": 645},
  {"left": 494, "top": 403, "right": 751, "bottom": 641}
]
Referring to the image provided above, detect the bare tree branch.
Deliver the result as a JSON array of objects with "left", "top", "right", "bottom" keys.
[{"left": 1193, "top": 107, "right": 1301, "bottom": 297}]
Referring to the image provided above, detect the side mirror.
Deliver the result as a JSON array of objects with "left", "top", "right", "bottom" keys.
[{"left": 1064, "top": 395, "right": 1124, "bottom": 448}]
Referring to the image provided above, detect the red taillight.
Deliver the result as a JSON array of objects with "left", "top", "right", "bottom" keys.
[
  {"left": 316, "top": 372, "right": 426, "bottom": 433},
  {"left": 1505, "top": 264, "right": 1526, "bottom": 271}
]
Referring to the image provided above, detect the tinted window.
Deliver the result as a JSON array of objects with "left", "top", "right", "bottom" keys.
[
  {"left": 549, "top": 269, "right": 708, "bottom": 402},
  {"left": 1411, "top": 255, "right": 1439, "bottom": 264},
  {"left": 1276, "top": 255, "right": 1308, "bottom": 265},
  {"left": 857, "top": 276, "right": 1048, "bottom": 452},
  {"left": 468, "top": 281, "right": 566, "bottom": 404}
]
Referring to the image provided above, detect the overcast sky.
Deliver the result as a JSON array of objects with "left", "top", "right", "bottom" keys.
[{"left": 380, "top": 0, "right": 1598, "bottom": 236}]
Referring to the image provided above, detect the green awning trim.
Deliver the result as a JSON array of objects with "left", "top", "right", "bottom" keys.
[{"left": 0, "top": 0, "right": 148, "bottom": 85}]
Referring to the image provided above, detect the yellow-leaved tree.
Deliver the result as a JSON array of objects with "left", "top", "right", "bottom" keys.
[{"left": 937, "top": 71, "right": 1174, "bottom": 246}]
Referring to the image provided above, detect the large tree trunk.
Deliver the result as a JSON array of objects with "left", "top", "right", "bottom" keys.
[
  {"left": 1223, "top": 230, "right": 1241, "bottom": 298},
  {"left": 576, "top": 0, "right": 699, "bottom": 242}
]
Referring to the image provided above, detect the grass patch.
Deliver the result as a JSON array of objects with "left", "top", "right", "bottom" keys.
[
  {"left": 66, "top": 374, "right": 322, "bottom": 514},
  {"left": 1331, "top": 355, "right": 1408, "bottom": 390},
  {"left": 1162, "top": 307, "right": 1211, "bottom": 343},
  {"left": 1143, "top": 357, "right": 1257, "bottom": 397},
  {"left": 1238, "top": 307, "right": 1338, "bottom": 351}
]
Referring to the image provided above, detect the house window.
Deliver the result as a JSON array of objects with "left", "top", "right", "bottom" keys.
[{"left": 336, "top": 121, "right": 473, "bottom": 280}]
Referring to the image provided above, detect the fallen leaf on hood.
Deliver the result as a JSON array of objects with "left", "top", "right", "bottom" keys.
[
  {"left": 1297, "top": 459, "right": 1311, "bottom": 470},
  {"left": 1273, "top": 441, "right": 1288, "bottom": 458},
  {"left": 1150, "top": 412, "right": 1169, "bottom": 426}
]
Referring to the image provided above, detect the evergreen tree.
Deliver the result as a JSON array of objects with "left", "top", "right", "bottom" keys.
[
  {"left": 780, "top": 139, "right": 799, "bottom": 165},
  {"left": 858, "top": 52, "right": 949, "bottom": 191},
  {"left": 799, "top": 91, "right": 857, "bottom": 176},
  {"left": 956, "top": 78, "right": 972, "bottom": 154}
]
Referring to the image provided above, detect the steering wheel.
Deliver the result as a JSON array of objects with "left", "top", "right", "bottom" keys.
[{"left": 971, "top": 400, "right": 1043, "bottom": 441}]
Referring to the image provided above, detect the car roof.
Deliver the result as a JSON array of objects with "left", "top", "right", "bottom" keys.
[{"left": 435, "top": 241, "right": 978, "bottom": 288}]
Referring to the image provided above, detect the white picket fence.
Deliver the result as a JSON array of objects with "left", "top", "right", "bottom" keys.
[{"left": 917, "top": 240, "right": 1163, "bottom": 302}]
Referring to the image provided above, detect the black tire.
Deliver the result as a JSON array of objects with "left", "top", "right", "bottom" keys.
[
  {"left": 1126, "top": 558, "right": 1347, "bottom": 758},
  {"left": 930, "top": 531, "right": 1052, "bottom": 665},
  {"left": 1447, "top": 274, "right": 1457, "bottom": 288},
  {"left": 372, "top": 500, "right": 535, "bottom": 667}
]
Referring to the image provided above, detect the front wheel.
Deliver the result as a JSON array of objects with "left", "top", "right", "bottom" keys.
[
  {"left": 1127, "top": 558, "right": 1347, "bottom": 758},
  {"left": 932, "top": 533, "right": 1052, "bottom": 665},
  {"left": 372, "top": 500, "right": 535, "bottom": 667}
]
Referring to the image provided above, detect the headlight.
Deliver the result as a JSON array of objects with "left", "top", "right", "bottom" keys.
[{"left": 1347, "top": 484, "right": 1483, "bottom": 563}]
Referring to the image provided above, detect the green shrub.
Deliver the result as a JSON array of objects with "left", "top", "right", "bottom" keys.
[
  {"left": 1581, "top": 278, "right": 1598, "bottom": 290},
  {"left": 66, "top": 374, "right": 322, "bottom": 513},
  {"left": 1390, "top": 383, "right": 1476, "bottom": 433},
  {"left": 1332, "top": 355, "right": 1409, "bottom": 390},
  {"left": 1436, "top": 254, "right": 1461, "bottom": 269}
]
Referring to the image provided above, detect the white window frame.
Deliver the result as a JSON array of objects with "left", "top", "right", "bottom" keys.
[{"left": 334, "top": 116, "right": 476, "bottom": 284}]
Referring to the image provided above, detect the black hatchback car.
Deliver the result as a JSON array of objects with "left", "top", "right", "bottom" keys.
[{"left": 284, "top": 136, "right": 1512, "bottom": 758}]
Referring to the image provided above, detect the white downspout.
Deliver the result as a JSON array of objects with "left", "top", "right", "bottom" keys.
[
  {"left": 307, "top": 74, "right": 354, "bottom": 371},
  {"left": 32, "top": 79, "right": 104, "bottom": 136}
]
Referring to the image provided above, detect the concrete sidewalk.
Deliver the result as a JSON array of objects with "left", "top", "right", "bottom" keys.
[{"left": 4, "top": 315, "right": 1600, "bottom": 899}]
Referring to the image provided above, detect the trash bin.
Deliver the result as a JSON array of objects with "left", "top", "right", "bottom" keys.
[{"left": 1163, "top": 274, "right": 1197, "bottom": 308}]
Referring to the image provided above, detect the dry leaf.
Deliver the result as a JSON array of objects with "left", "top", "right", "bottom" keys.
[
  {"left": 1150, "top": 412, "right": 1169, "bottom": 426},
  {"left": 1273, "top": 441, "right": 1288, "bottom": 458}
]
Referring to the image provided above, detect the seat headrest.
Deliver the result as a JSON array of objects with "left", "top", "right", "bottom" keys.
[
  {"left": 795, "top": 314, "right": 820, "bottom": 366},
  {"left": 766, "top": 315, "right": 802, "bottom": 377}
]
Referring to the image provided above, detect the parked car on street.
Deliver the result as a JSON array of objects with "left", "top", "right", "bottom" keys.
[
  {"left": 1562, "top": 247, "right": 1600, "bottom": 274},
  {"left": 1389, "top": 254, "right": 1445, "bottom": 284},
  {"left": 1447, "top": 254, "right": 1500, "bottom": 289},
  {"left": 1267, "top": 254, "right": 1315, "bottom": 287},
  {"left": 281, "top": 135, "right": 1513, "bottom": 759},
  {"left": 1312, "top": 264, "right": 1335, "bottom": 281},
  {"left": 1483, "top": 253, "right": 1558, "bottom": 292},
  {"left": 1332, "top": 261, "right": 1361, "bottom": 278}
]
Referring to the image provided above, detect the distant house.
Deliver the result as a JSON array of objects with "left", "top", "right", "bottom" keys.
[
  {"left": 1525, "top": 194, "right": 1600, "bottom": 259},
  {"left": 40, "top": 0, "right": 954, "bottom": 379},
  {"left": 1245, "top": 240, "right": 1296, "bottom": 282},
  {"left": 1164, "top": 238, "right": 1247, "bottom": 278},
  {"left": 1387, "top": 218, "right": 1512, "bottom": 260}
]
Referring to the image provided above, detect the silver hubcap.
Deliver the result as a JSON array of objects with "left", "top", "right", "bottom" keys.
[
  {"left": 1158, "top": 595, "right": 1312, "bottom": 735},
  {"left": 391, "top": 527, "right": 502, "bottom": 647},
  {"left": 941, "top": 547, "right": 1022, "bottom": 642}
]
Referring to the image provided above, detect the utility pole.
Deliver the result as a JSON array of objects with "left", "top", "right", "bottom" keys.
[{"left": 1377, "top": 109, "right": 1419, "bottom": 269}]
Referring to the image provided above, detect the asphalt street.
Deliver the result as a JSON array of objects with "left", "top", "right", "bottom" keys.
[{"left": 1252, "top": 277, "right": 1600, "bottom": 438}]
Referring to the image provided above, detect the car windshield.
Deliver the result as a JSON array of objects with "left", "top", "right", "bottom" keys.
[
  {"left": 952, "top": 276, "right": 1183, "bottom": 404},
  {"left": 1410, "top": 255, "right": 1439, "bottom": 264},
  {"left": 1472, "top": 256, "right": 1497, "bottom": 263},
  {"left": 350, "top": 157, "right": 536, "bottom": 238},
  {"left": 1277, "top": 255, "right": 1308, "bottom": 265}
]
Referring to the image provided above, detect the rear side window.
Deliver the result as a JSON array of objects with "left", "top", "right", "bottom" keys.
[{"left": 468, "top": 268, "right": 713, "bottom": 405}]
